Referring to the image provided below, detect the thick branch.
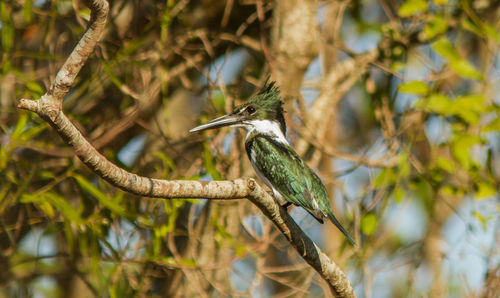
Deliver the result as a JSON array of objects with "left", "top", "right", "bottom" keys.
[{"left": 17, "top": 1, "right": 355, "bottom": 297}]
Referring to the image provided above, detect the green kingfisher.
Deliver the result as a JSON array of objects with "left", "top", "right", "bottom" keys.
[{"left": 190, "top": 81, "right": 355, "bottom": 245}]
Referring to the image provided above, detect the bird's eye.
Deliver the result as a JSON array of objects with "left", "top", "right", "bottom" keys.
[{"left": 246, "top": 106, "right": 256, "bottom": 114}]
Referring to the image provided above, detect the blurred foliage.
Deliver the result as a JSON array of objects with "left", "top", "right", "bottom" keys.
[{"left": 0, "top": 0, "right": 499, "bottom": 297}]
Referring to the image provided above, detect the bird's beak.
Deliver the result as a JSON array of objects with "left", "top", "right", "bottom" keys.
[{"left": 189, "top": 113, "right": 243, "bottom": 133}]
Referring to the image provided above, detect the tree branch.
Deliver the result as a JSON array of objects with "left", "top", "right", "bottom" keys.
[{"left": 17, "top": 1, "right": 355, "bottom": 297}]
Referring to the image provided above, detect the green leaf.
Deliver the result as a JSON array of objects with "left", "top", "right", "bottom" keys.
[
  {"left": 18, "top": 123, "right": 47, "bottom": 142},
  {"left": 398, "top": 81, "right": 429, "bottom": 95},
  {"left": 1, "top": 2, "right": 14, "bottom": 53},
  {"left": 423, "top": 16, "right": 448, "bottom": 40},
  {"left": 234, "top": 244, "right": 248, "bottom": 256},
  {"left": 483, "top": 115, "right": 500, "bottom": 132},
  {"left": 22, "top": 193, "right": 84, "bottom": 223},
  {"left": 472, "top": 211, "right": 487, "bottom": 230},
  {"left": 102, "top": 62, "right": 125, "bottom": 91},
  {"left": 476, "top": 182, "right": 496, "bottom": 199},
  {"left": 24, "top": 0, "right": 32, "bottom": 22},
  {"left": 203, "top": 144, "right": 222, "bottom": 180},
  {"left": 211, "top": 90, "right": 226, "bottom": 111},
  {"left": 451, "top": 134, "right": 482, "bottom": 169},
  {"left": 21, "top": 194, "right": 55, "bottom": 217},
  {"left": 398, "top": 152, "right": 411, "bottom": 178},
  {"left": 46, "top": 193, "right": 84, "bottom": 223},
  {"left": 361, "top": 213, "right": 378, "bottom": 235},
  {"left": 73, "top": 174, "right": 127, "bottom": 216},
  {"left": 26, "top": 81, "right": 45, "bottom": 97},
  {"left": 0, "top": 146, "right": 8, "bottom": 169},
  {"left": 433, "top": 38, "right": 459, "bottom": 61},
  {"left": 484, "top": 24, "right": 500, "bottom": 42},
  {"left": 434, "top": 0, "right": 449, "bottom": 5},
  {"left": 11, "top": 112, "right": 29, "bottom": 140},
  {"left": 461, "top": 18, "right": 484, "bottom": 38},
  {"left": 180, "top": 258, "right": 197, "bottom": 267},
  {"left": 398, "top": 0, "right": 427, "bottom": 17},
  {"left": 433, "top": 38, "right": 483, "bottom": 80},
  {"left": 449, "top": 59, "right": 483, "bottom": 80},
  {"left": 393, "top": 187, "right": 404, "bottom": 203},
  {"left": 374, "top": 168, "right": 396, "bottom": 188},
  {"left": 78, "top": 8, "right": 91, "bottom": 21},
  {"left": 461, "top": 19, "right": 499, "bottom": 42},
  {"left": 391, "top": 62, "right": 405, "bottom": 72},
  {"left": 417, "top": 93, "right": 486, "bottom": 123},
  {"left": 413, "top": 179, "right": 433, "bottom": 206},
  {"left": 436, "top": 157, "right": 455, "bottom": 173},
  {"left": 439, "top": 185, "right": 455, "bottom": 196},
  {"left": 455, "top": 95, "right": 485, "bottom": 111},
  {"left": 416, "top": 94, "right": 451, "bottom": 114}
]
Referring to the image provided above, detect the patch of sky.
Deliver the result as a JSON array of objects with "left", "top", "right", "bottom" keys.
[
  {"left": 117, "top": 133, "right": 147, "bottom": 167},
  {"left": 230, "top": 254, "right": 256, "bottom": 292},
  {"left": 341, "top": 12, "right": 381, "bottom": 54},
  {"left": 18, "top": 228, "right": 57, "bottom": 265},
  {"left": 309, "top": 282, "right": 324, "bottom": 296},
  {"left": 393, "top": 46, "right": 435, "bottom": 112},
  {"left": 34, "top": 0, "right": 48, "bottom": 8},
  {"left": 413, "top": 263, "right": 433, "bottom": 294},
  {"left": 392, "top": 77, "right": 417, "bottom": 113},
  {"left": 470, "top": 140, "right": 490, "bottom": 169},
  {"left": 319, "top": 0, "right": 384, "bottom": 51},
  {"left": 189, "top": 174, "right": 212, "bottom": 218},
  {"left": 304, "top": 56, "right": 322, "bottom": 80},
  {"left": 383, "top": 198, "right": 428, "bottom": 244},
  {"left": 427, "top": 42, "right": 444, "bottom": 74},
  {"left": 242, "top": 214, "right": 264, "bottom": 238},
  {"left": 442, "top": 198, "right": 498, "bottom": 291},
  {"left": 373, "top": 255, "right": 414, "bottom": 298},
  {"left": 368, "top": 252, "right": 392, "bottom": 298},
  {"left": 300, "top": 87, "right": 320, "bottom": 107},
  {"left": 493, "top": 51, "right": 500, "bottom": 104},
  {"left": 425, "top": 115, "right": 451, "bottom": 145},
  {"left": 289, "top": 207, "right": 324, "bottom": 246},
  {"left": 199, "top": 48, "right": 251, "bottom": 87},
  {"left": 222, "top": 130, "right": 236, "bottom": 155},
  {"left": 332, "top": 137, "right": 389, "bottom": 204},
  {"left": 360, "top": 0, "right": 385, "bottom": 23},
  {"left": 302, "top": 65, "right": 321, "bottom": 102},
  {"left": 340, "top": 83, "right": 372, "bottom": 130},
  {"left": 484, "top": 133, "right": 500, "bottom": 176},
  {"left": 32, "top": 276, "right": 58, "bottom": 298},
  {"left": 334, "top": 158, "right": 370, "bottom": 200},
  {"left": 493, "top": 81, "right": 500, "bottom": 105},
  {"left": 334, "top": 133, "right": 388, "bottom": 165},
  {"left": 347, "top": 269, "right": 364, "bottom": 297},
  {"left": 103, "top": 219, "right": 142, "bottom": 259},
  {"left": 301, "top": 56, "right": 322, "bottom": 106},
  {"left": 317, "top": 2, "right": 327, "bottom": 29}
]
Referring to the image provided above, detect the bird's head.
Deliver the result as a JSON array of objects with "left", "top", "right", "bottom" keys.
[{"left": 190, "top": 81, "right": 286, "bottom": 135}]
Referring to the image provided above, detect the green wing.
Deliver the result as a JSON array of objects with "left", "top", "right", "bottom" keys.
[
  {"left": 246, "top": 135, "right": 330, "bottom": 217},
  {"left": 246, "top": 135, "right": 356, "bottom": 245}
]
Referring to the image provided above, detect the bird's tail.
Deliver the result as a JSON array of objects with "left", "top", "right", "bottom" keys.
[{"left": 327, "top": 213, "right": 356, "bottom": 246}]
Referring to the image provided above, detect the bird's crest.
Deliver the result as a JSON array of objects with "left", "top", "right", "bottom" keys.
[{"left": 238, "top": 79, "right": 286, "bottom": 134}]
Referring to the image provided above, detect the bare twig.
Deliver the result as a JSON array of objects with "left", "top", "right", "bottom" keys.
[{"left": 16, "top": 1, "right": 355, "bottom": 297}]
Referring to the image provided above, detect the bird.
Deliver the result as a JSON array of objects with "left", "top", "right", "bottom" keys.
[{"left": 190, "top": 81, "right": 356, "bottom": 245}]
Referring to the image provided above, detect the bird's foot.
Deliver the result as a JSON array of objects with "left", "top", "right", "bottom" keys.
[{"left": 267, "top": 191, "right": 291, "bottom": 209}]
